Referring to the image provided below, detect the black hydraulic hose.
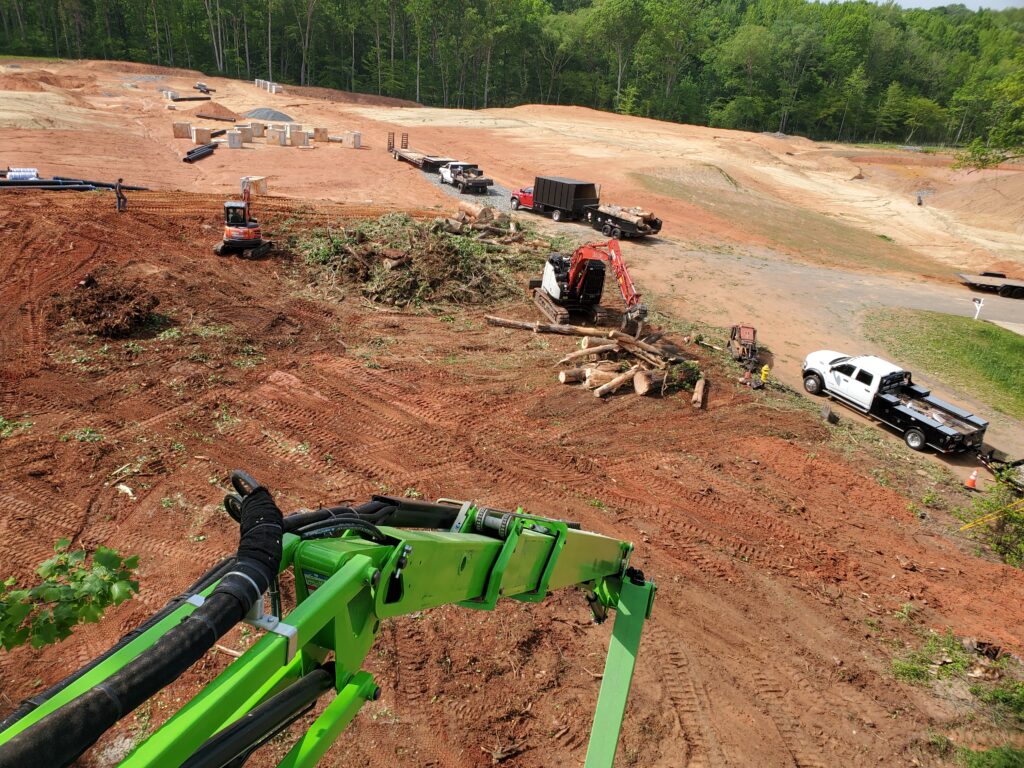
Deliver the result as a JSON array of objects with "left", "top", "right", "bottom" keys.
[
  {"left": 181, "top": 664, "right": 335, "bottom": 768},
  {"left": 0, "top": 556, "right": 238, "bottom": 733},
  {"left": 0, "top": 488, "right": 283, "bottom": 768},
  {"left": 295, "top": 518, "right": 387, "bottom": 542}
]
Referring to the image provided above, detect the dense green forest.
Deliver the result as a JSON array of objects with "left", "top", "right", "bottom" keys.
[{"left": 1, "top": 0, "right": 1022, "bottom": 153}]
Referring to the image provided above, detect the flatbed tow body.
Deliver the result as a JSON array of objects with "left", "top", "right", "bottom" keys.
[
  {"left": 391, "top": 147, "right": 456, "bottom": 172},
  {"left": 802, "top": 352, "right": 987, "bottom": 453},
  {"left": 957, "top": 272, "right": 1024, "bottom": 299}
]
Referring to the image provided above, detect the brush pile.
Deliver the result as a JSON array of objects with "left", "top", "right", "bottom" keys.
[
  {"left": 50, "top": 273, "right": 159, "bottom": 338},
  {"left": 299, "top": 212, "right": 541, "bottom": 307},
  {"left": 485, "top": 316, "right": 706, "bottom": 402}
]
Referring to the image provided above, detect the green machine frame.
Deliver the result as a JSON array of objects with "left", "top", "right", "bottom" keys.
[{"left": 0, "top": 494, "right": 655, "bottom": 767}]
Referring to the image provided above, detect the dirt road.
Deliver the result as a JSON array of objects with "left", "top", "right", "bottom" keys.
[{"left": 0, "top": 192, "right": 1022, "bottom": 768}]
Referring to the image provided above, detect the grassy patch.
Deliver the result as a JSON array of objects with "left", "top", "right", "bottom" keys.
[
  {"left": 972, "top": 681, "right": 1024, "bottom": 725},
  {"left": 957, "top": 482, "right": 1024, "bottom": 567},
  {"left": 863, "top": 309, "right": 1024, "bottom": 420},
  {"left": 892, "top": 629, "right": 972, "bottom": 684},
  {"left": 957, "top": 745, "right": 1024, "bottom": 767}
]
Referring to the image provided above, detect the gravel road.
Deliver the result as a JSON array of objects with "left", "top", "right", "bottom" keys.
[{"left": 421, "top": 169, "right": 513, "bottom": 212}]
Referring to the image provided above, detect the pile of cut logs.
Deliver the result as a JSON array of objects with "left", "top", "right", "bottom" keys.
[
  {"left": 434, "top": 206, "right": 522, "bottom": 240},
  {"left": 486, "top": 316, "right": 708, "bottom": 406}
]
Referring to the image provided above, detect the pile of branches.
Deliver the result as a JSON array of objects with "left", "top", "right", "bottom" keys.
[
  {"left": 486, "top": 316, "right": 706, "bottom": 404},
  {"left": 299, "top": 212, "right": 541, "bottom": 307},
  {"left": 50, "top": 273, "right": 159, "bottom": 338}
]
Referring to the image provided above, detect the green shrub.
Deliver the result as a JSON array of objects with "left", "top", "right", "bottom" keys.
[{"left": 0, "top": 540, "right": 139, "bottom": 650}]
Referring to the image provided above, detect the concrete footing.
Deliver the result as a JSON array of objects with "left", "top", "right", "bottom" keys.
[
  {"left": 237, "top": 125, "right": 253, "bottom": 143},
  {"left": 192, "top": 127, "right": 213, "bottom": 144},
  {"left": 289, "top": 130, "right": 310, "bottom": 147},
  {"left": 172, "top": 122, "right": 192, "bottom": 139},
  {"left": 227, "top": 130, "right": 243, "bottom": 149}
]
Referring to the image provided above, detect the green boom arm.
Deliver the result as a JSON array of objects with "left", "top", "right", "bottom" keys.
[{"left": 0, "top": 491, "right": 655, "bottom": 768}]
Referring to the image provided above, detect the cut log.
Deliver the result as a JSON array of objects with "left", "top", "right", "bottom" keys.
[
  {"left": 691, "top": 378, "right": 708, "bottom": 409},
  {"left": 594, "top": 365, "right": 640, "bottom": 398},
  {"left": 557, "top": 343, "right": 618, "bottom": 366},
  {"left": 584, "top": 369, "right": 620, "bottom": 389},
  {"left": 485, "top": 316, "right": 607, "bottom": 337},
  {"left": 559, "top": 368, "right": 588, "bottom": 384},
  {"left": 581, "top": 336, "right": 609, "bottom": 349},
  {"left": 634, "top": 370, "right": 668, "bottom": 396}
]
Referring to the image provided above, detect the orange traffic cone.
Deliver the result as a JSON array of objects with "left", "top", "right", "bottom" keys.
[{"left": 965, "top": 469, "right": 978, "bottom": 490}]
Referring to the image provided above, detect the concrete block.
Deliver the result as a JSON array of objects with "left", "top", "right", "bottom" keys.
[
  {"left": 271, "top": 84, "right": 283, "bottom": 94},
  {"left": 165, "top": 90, "right": 178, "bottom": 100},
  {"left": 250, "top": 122, "right": 266, "bottom": 137},
  {"left": 172, "top": 121, "right": 192, "bottom": 139},
  {"left": 286, "top": 123, "right": 301, "bottom": 136},
  {"left": 227, "top": 130, "right": 243, "bottom": 149},
  {"left": 192, "top": 127, "right": 213, "bottom": 145},
  {"left": 350, "top": 131, "right": 361, "bottom": 149},
  {"left": 242, "top": 176, "right": 268, "bottom": 195},
  {"left": 313, "top": 127, "right": 329, "bottom": 142},
  {"left": 266, "top": 128, "right": 285, "bottom": 146},
  {"left": 237, "top": 125, "right": 253, "bottom": 143},
  {"left": 289, "top": 130, "right": 310, "bottom": 147}
]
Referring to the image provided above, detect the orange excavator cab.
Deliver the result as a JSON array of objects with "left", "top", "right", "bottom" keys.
[
  {"left": 214, "top": 182, "right": 273, "bottom": 258},
  {"left": 532, "top": 239, "right": 648, "bottom": 334}
]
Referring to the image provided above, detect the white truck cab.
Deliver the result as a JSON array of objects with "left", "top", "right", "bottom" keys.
[{"left": 802, "top": 351, "right": 902, "bottom": 411}]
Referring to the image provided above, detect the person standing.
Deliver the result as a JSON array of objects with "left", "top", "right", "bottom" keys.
[{"left": 115, "top": 178, "right": 127, "bottom": 212}]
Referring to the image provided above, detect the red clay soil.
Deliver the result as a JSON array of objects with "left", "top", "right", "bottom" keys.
[{"left": 0, "top": 192, "right": 1022, "bottom": 767}]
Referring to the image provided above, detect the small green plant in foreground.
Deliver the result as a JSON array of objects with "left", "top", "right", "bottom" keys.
[
  {"left": 0, "top": 416, "right": 33, "bottom": 439},
  {"left": 0, "top": 540, "right": 139, "bottom": 650}
]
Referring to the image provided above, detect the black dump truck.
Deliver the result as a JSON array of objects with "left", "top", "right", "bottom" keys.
[
  {"left": 511, "top": 177, "right": 600, "bottom": 222},
  {"left": 802, "top": 350, "right": 988, "bottom": 453}
]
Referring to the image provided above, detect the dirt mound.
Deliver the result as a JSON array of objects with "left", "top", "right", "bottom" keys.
[
  {"left": 187, "top": 100, "right": 240, "bottom": 121},
  {"left": 49, "top": 273, "right": 159, "bottom": 338},
  {"left": 288, "top": 83, "right": 420, "bottom": 108},
  {"left": 0, "top": 72, "right": 46, "bottom": 92},
  {"left": 80, "top": 60, "right": 203, "bottom": 78},
  {"left": 299, "top": 211, "right": 536, "bottom": 306}
]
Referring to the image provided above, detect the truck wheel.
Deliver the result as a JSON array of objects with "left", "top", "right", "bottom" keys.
[
  {"left": 510, "top": 198, "right": 520, "bottom": 210},
  {"left": 904, "top": 428, "right": 926, "bottom": 451},
  {"left": 611, "top": 227, "right": 622, "bottom": 239},
  {"left": 552, "top": 209, "right": 564, "bottom": 222},
  {"left": 601, "top": 224, "right": 612, "bottom": 236},
  {"left": 802, "top": 373, "right": 823, "bottom": 395}
]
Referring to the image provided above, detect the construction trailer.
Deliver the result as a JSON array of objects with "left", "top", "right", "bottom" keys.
[{"left": 957, "top": 272, "right": 1024, "bottom": 299}]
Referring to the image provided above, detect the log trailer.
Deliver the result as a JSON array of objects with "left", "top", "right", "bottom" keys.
[
  {"left": 0, "top": 471, "right": 655, "bottom": 768},
  {"left": 531, "top": 239, "right": 648, "bottom": 334}
]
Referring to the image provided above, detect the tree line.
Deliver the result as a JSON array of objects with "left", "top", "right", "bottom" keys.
[{"left": 2, "top": 0, "right": 1022, "bottom": 155}]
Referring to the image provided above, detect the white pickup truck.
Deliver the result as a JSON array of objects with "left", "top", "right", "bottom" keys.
[
  {"left": 801, "top": 350, "right": 987, "bottom": 453},
  {"left": 438, "top": 162, "right": 493, "bottom": 194}
]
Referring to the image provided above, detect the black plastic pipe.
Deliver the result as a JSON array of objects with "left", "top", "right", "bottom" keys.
[
  {"left": 0, "top": 184, "right": 96, "bottom": 191},
  {"left": 52, "top": 177, "right": 148, "bottom": 191}
]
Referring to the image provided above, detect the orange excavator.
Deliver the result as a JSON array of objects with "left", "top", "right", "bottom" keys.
[
  {"left": 213, "top": 179, "right": 273, "bottom": 258},
  {"left": 531, "top": 239, "right": 648, "bottom": 334}
]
